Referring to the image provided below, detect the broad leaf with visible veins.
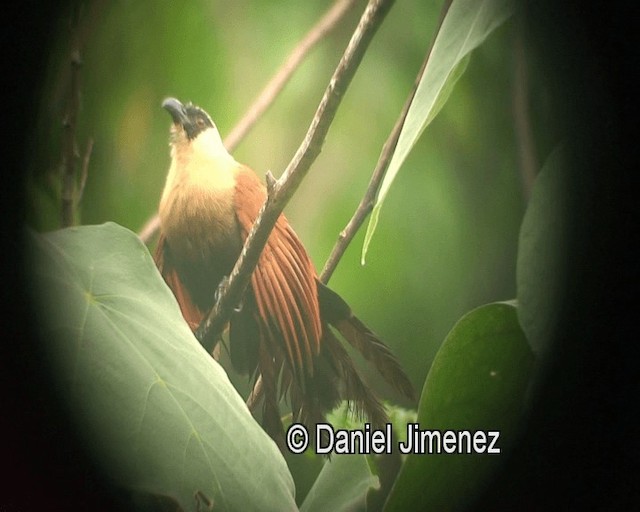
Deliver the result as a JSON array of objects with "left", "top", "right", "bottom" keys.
[{"left": 29, "top": 222, "right": 297, "bottom": 512}]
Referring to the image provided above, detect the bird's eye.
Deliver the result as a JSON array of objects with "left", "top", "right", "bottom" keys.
[{"left": 196, "top": 118, "right": 205, "bottom": 128}]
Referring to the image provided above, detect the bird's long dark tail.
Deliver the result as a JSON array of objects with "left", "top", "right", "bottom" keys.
[
  {"left": 255, "top": 281, "right": 415, "bottom": 449},
  {"left": 317, "top": 280, "right": 415, "bottom": 402}
]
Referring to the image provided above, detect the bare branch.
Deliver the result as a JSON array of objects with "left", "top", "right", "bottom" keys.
[
  {"left": 138, "top": 214, "right": 161, "bottom": 245},
  {"left": 246, "top": 0, "right": 452, "bottom": 413},
  {"left": 245, "top": 376, "right": 263, "bottom": 411},
  {"left": 320, "top": 0, "right": 453, "bottom": 284},
  {"left": 224, "top": 0, "right": 360, "bottom": 150},
  {"left": 77, "top": 137, "right": 94, "bottom": 204},
  {"left": 138, "top": 0, "right": 359, "bottom": 244},
  {"left": 196, "top": 0, "right": 396, "bottom": 352},
  {"left": 247, "top": 0, "right": 453, "bottom": 411},
  {"left": 512, "top": 24, "right": 537, "bottom": 201},
  {"left": 60, "top": 6, "right": 83, "bottom": 228}
]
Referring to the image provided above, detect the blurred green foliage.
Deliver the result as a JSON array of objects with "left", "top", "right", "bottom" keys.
[{"left": 27, "top": 0, "right": 554, "bottom": 411}]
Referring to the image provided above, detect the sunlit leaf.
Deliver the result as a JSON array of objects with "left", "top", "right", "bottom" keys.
[
  {"left": 383, "top": 302, "right": 533, "bottom": 511},
  {"left": 362, "top": 0, "right": 514, "bottom": 263},
  {"left": 28, "top": 222, "right": 297, "bottom": 512}
]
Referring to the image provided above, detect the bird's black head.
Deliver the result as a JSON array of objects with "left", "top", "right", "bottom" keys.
[{"left": 162, "top": 97, "right": 214, "bottom": 140}]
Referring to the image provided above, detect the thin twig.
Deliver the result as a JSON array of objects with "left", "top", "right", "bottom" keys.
[
  {"left": 247, "top": 0, "right": 451, "bottom": 412},
  {"left": 245, "top": 377, "right": 263, "bottom": 411},
  {"left": 138, "top": 0, "right": 359, "bottom": 245},
  {"left": 247, "top": 0, "right": 391, "bottom": 414},
  {"left": 196, "top": 0, "right": 396, "bottom": 353},
  {"left": 320, "top": 0, "right": 453, "bottom": 284},
  {"left": 512, "top": 24, "right": 537, "bottom": 200},
  {"left": 225, "top": 0, "right": 359, "bottom": 150},
  {"left": 77, "top": 137, "right": 94, "bottom": 204},
  {"left": 138, "top": 214, "right": 161, "bottom": 244},
  {"left": 60, "top": 5, "right": 83, "bottom": 228}
]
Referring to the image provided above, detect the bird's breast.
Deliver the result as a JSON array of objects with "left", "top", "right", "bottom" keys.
[{"left": 159, "top": 182, "right": 241, "bottom": 263}]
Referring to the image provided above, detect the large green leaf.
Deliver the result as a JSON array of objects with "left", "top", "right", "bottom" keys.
[
  {"left": 28, "top": 223, "right": 297, "bottom": 512},
  {"left": 362, "top": 0, "right": 514, "bottom": 262},
  {"left": 383, "top": 302, "right": 533, "bottom": 511},
  {"left": 516, "top": 145, "right": 568, "bottom": 358}
]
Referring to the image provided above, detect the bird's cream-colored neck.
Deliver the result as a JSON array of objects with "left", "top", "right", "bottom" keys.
[
  {"left": 160, "top": 126, "right": 239, "bottom": 206},
  {"left": 158, "top": 125, "right": 242, "bottom": 255}
]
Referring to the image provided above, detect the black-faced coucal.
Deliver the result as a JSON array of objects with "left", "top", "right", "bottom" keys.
[{"left": 155, "top": 97, "right": 413, "bottom": 444}]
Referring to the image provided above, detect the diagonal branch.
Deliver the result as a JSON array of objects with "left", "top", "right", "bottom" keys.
[
  {"left": 224, "top": 0, "right": 360, "bottom": 151},
  {"left": 77, "top": 137, "right": 94, "bottom": 205},
  {"left": 247, "top": 0, "right": 456, "bottom": 412},
  {"left": 138, "top": 0, "right": 360, "bottom": 245},
  {"left": 512, "top": 23, "right": 537, "bottom": 201},
  {"left": 196, "top": 0, "right": 396, "bottom": 351},
  {"left": 320, "top": 0, "right": 453, "bottom": 284},
  {"left": 250, "top": 0, "right": 452, "bottom": 411},
  {"left": 60, "top": 5, "right": 83, "bottom": 228},
  {"left": 248, "top": 0, "right": 453, "bottom": 413}
]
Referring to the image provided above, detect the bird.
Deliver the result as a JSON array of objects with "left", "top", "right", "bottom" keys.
[{"left": 154, "top": 97, "right": 414, "bottom": 446}]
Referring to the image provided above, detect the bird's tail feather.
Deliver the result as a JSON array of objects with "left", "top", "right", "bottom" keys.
[
  {"left": 317, "top": 280, "right": 415, "bottom": 401},
  {"left": 323, "top": 329, "right": 389, "bottom": 428}
]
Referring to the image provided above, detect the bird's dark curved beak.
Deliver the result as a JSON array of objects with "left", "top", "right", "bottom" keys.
[{"left": 162, "top": 97, "right": 189, "bottom": 126}]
